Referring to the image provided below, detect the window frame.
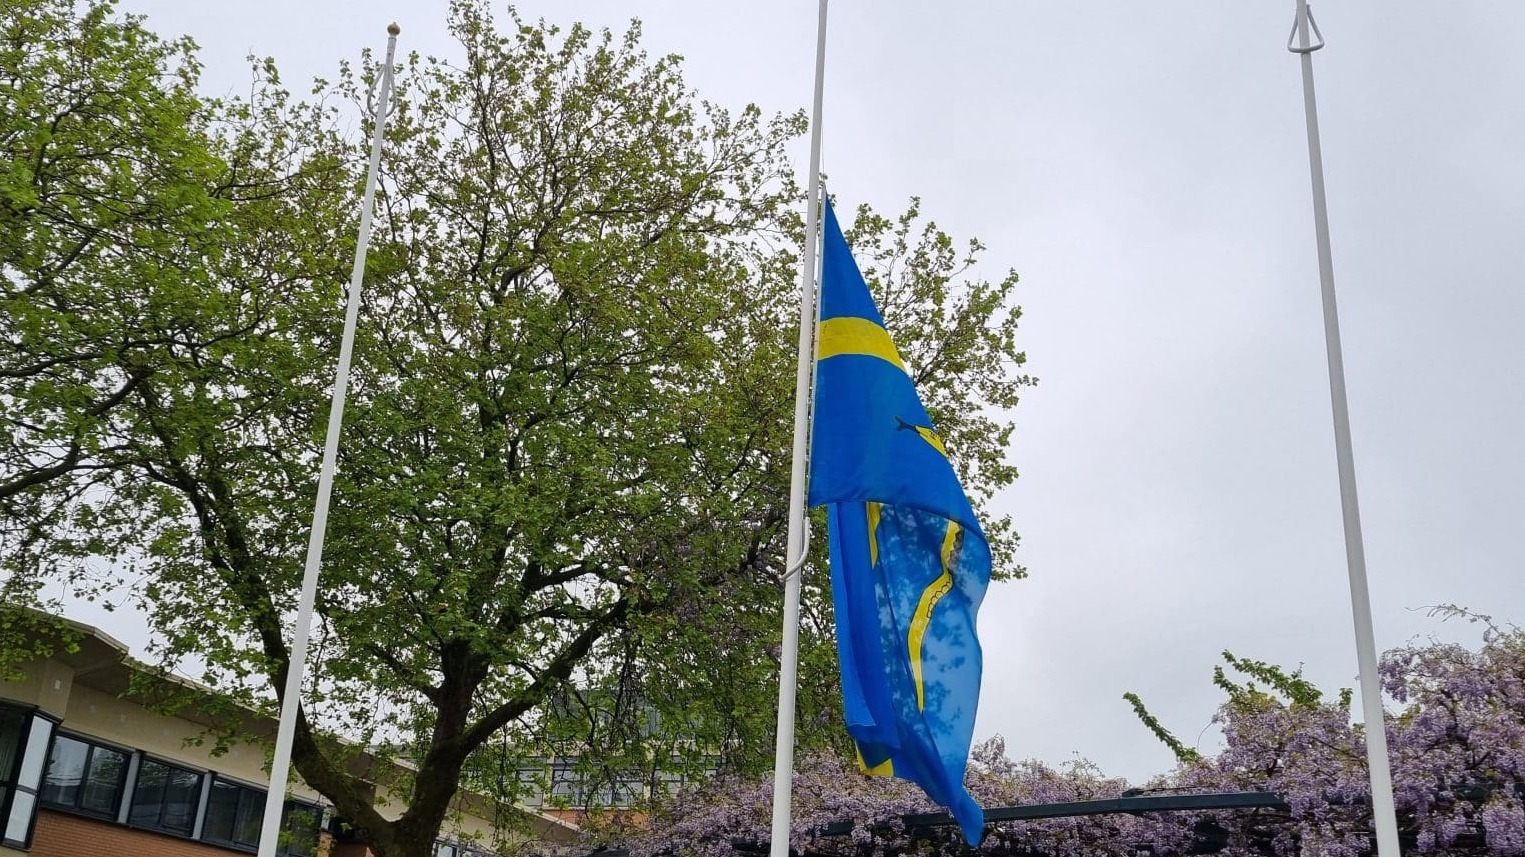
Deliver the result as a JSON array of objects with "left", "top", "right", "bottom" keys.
[
  {"left": 548, "top": 759, "right": 583, "bottom": 804},
  {"left": 37, "top": 731, "right": 133, "bottom": 820},
  {"left": 514, "top": 764, "right": 546, "bottom": 807},
  {"left": 198, "top": 774, "right": 323, "bottom": 857},
  {"left": 0, "top": 706, "right": 26, "bottom": 825},
  {"left": 126, "top": 754, "right": 206, "bottom": 838},
  {"left": 199, "top": 774, "right": 268, "bottom": 850},
  {"left": 276, "top": 797, "right": 324, "bottom": 857},
  {"left": 612, "top": 771, "right": 646, "bottom": 807},
  {"left": 0, "top": 702, "right": 58, "bottom": 850},
  {"left": 5, "top": 717, "right": 329, "bottom": 854}
]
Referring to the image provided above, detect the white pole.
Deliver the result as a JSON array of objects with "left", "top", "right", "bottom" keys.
[
  {"left": 1288, "top": 5, "right": 1401, "bottom": 857},
  {"left": 769, "top": 2, "right": 829, "bottom": 855},
  {"left": 256, "top": 24, "right": 400, "bottom": 857}
]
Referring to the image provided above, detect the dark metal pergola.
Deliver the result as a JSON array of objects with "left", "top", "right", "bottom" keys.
[
  {"left": 586, "top": 790, "right": 1291, "bottom": 857},
  {"left": 810, "top": 790, "right": 1290, "bottom": 837}
]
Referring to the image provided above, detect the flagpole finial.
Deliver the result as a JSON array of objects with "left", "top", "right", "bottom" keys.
[{"left": 387, "top": 22, "right": 401, "bottom": 36}]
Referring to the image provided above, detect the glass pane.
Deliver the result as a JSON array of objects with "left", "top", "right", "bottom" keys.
[
  {"left": 519, "top": 789, "right": 542, "bottom": 807},
  {"left": 40, "top": 736, "right": 87, "bottom": 806},
  {"left": 80, "top": 746, "right": 127, "bottom": 815},
  {"left": 0, "top": 709, "right": 23, "bottom": 781},
  {"left": 283, "top": 804, "right": 320, "bottom": 857},
  {"left": 233, "top": 788, "right": 264, "bottom": 847},
  {"left": 16, "top": 717, "right": 53, "bottom": 787},
  {"left": 159, "top": 766, "right": 200, "bottom": 834},
  {"left": 202, "top": 780, "right": 241, "bottom": 843},
  {"left": 593, "top": 781, "right": 615, "bottom": 807},
  {"left": 616, "top": 775, "right": 644, "bottom": 805},
  {"left": 5, "top": 790, "right": 36, "bottom": 844},
  {"left": 550, "top": 762, "right": 579, "bottom": 799},
  {"left": 515, "top": 766, "right": 544, "bottom": 807},
  {"left": 129, "top": 760, "right": 167, "bottom": 827}
]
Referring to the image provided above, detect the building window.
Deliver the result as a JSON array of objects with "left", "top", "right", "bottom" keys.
[
  {"left": 613, "top": 772, "right": 645, "bottom": 807},
  {"left": 514, "top": 765, "right": 545, "bottom": 807},
  {"left": 201, "top": 777, "right": 321, "bottom": 857},
  {"left": 574, "top": 772, "right": 646, "bottom": 809},
  {"left": 201, "top": 777, "right": 264, "bottom": 848},
  {"left": 656, "top": 768, "right": 683, "bottom": 797},
  {"left": 281, "top": 800, "right": 322, "bottom": 857},
  {"left": 0, "top": 707, "right": 24, "bottom": 812},
  {"left": 0, "top": 704, "right": 56, "bottom": 848},
  {"left": 39, "top": 733, "right": 130, "bottom": 818},
  {"left": 128, "top": 757, "right": 203, "bottom": 836},
  {"left": 549, "top": 760, "right": 581, "bottom": 803}
]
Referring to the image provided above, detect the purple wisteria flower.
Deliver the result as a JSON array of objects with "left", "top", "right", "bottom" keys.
[{"left": 631, "top": 624, "right": 1525, "bottom": 857}]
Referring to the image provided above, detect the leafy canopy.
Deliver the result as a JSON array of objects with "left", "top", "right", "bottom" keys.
[{"left": 0, "top": 2, "right": 1031, "bottom": 855}]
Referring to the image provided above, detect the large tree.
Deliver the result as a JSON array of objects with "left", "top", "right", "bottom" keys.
[{"left": 0, "top": 2, "right": 1030, "bottom": 855}]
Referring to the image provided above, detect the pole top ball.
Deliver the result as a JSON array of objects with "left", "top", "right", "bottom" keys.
[{"left": 387, "top": 22, "right": 401, "bottom": 36}]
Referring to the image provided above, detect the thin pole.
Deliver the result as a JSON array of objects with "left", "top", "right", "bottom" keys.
[
  {"left": 769, "top": 2, "right": 829, "bottom": 856},
  {"left": 1288, "top": 5, "right": 1401, "bottom": 857},
  {"left": 256, "top": 24, "right": 400, "bottom": 857}
]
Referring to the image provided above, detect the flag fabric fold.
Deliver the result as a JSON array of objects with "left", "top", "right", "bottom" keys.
[{"left": 809, "top": 199, "right": 990, "bottom": 846}]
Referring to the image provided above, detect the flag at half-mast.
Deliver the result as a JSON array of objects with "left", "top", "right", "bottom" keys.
[{"left": 808, "top": 199, "right": 990, "bottom": 846}]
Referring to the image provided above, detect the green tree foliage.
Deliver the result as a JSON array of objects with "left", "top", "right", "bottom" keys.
[
  {"left": 0, "top": 2, "right": 1031, "bottom": 855},
  {"left": 1122, "top": 691, "right": 1201, "bottom": 765},
  {"left": 0, "top": 0, "right": 355, "bottom": 602},
  {"left": 1125, "top": 652, "right": 1353, "bottom": 768},
  {"left": 1, "top": 0, "right": 216, "bottom": 572}
]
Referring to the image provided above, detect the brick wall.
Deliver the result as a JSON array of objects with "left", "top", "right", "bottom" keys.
[
  {"left": 28, "top": 810, "right": 349, "bottom": 857},
  {"left": 30, "top": 810, "right": 228, "bottom": 857}
]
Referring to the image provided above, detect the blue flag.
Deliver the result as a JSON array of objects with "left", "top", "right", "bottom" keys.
[{"left": 808, "top": 199, "right": 989, "bottom": 846}]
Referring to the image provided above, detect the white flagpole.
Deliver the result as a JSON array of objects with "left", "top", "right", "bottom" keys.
[
  {"left": 769, "top": 2, "right": 829, "bottom": 855},
  {"left": 256, "top": 23, "right": 400, "bottom": 857},
  {"left": 1287, "top": 5, "right": 1401, "bottom": 857}
]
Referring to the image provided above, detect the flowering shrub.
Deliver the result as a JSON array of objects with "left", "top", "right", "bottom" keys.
[{"left": 633, "top": 622, "right": 1525, "bottom": 856}]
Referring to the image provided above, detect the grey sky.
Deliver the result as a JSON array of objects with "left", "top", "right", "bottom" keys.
[{"left": 94, "top": 0, "right": 1525, "bottom": 783}]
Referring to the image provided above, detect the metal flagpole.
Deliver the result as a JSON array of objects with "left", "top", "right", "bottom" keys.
[
  {"left": 1286, "top": 5, "right": 1401, "bottom": 857},
  {"left": 256, "top": 23, "right": 400, "bottom": 857},
  {"left": 769, "top": 1, "right": 829, "bottom": 855}
]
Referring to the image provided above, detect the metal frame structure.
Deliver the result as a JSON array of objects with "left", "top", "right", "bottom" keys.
[{"left": 588, "top": 790, "right": 1291, "bottom": 857}]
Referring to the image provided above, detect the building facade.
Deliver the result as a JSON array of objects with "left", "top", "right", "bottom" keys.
[{"left": 0, "top": 614, "right": 581, "bottom": 857}]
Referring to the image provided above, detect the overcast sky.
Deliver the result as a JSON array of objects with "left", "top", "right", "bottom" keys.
[{"left": 89, "top": 0, "right": 1525, "bottom": 783}]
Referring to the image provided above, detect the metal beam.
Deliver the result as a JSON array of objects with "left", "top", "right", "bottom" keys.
[
  {"left": 730, "top": 790, "right": 1288, "bottom": 850},
  {"left": 909, "top": 791, "right": 1289, "bottom": 829}
]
